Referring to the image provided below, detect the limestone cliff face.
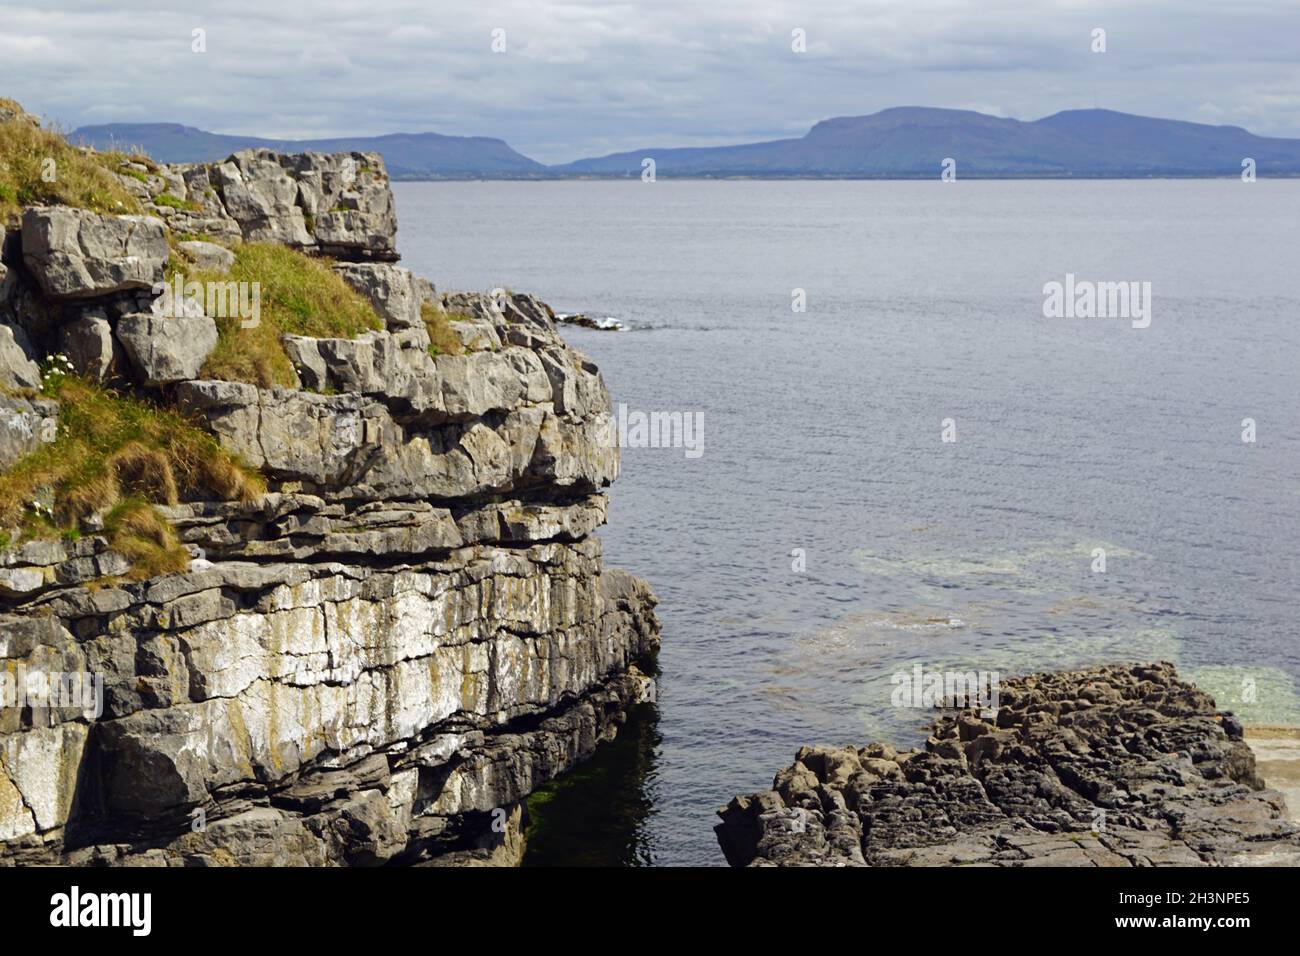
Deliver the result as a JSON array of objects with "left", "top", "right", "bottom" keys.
[{"left": 0, "top": 144, "right": 659, "bottom": 865}]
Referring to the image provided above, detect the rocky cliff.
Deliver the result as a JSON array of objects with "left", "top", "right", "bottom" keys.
[
  {"left": 0, "top": 109, "right": 659, "bottom": 865},
  {"left": 717, "top": 663, "right": 1300, "bottom": 866}
]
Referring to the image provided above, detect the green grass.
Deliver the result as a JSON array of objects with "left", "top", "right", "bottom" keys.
[
  {"left": 195, "top": 242, "right": 384, "bottom": 387},
  {"left": 0, "top": 98, "right": 142, "bottom": 224},
  {"left": 0, "top": 376, "right": 264, "bottom": 576},
  {"left": 114, "top": 165, "right": 150, "bottom": 184},
  {"left": 152, "top": 192, "right": 197, "bottom": 211},
  {"left": 423, "top": 304, "right": 465, "bottom": 357}
]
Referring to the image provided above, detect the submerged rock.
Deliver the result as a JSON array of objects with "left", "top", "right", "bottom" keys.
[
  {"left": 716, "top": 662, "right": 1300, "bottom": 867},
  {"left": 555, "top": 312, "right": 624, "bottom": 331}
]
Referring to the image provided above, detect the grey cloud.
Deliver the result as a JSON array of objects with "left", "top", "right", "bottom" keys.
[{"left": 3, "top": 0, "right": 1298, "bottom": 164}]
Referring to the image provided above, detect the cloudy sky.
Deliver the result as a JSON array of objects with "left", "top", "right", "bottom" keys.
[{"left": 4, "top": 0, "right": 1299, "bottom": 163}]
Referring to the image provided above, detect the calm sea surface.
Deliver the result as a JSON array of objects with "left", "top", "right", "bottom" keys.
[{"left": 393, "top": 180, "right": 1300, "bottom": 866}]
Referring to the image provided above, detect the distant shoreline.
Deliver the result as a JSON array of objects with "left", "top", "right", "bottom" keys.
[
  {"left": 72, "top": 107, "right": 1300, "bottom": 182},
  {"left": 391, "top": 173, "right": 1300, "bottom": 182}
]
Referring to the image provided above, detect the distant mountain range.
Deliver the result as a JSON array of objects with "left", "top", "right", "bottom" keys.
[
  {"left": 71, "top": 107, "right": 1300, "bottom": 179},
  {"left": 69, "top": 124, "right": 544, "bottom": 178}
]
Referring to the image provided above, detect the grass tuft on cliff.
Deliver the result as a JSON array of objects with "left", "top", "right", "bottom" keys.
[
  {"left": 102, "top": 498, "right": 192, "bottom": 579},
  {"left": 422, "top": 303, "right": 464, "bottom": 357},
  {"left": 195, "top": 242, "right": 385, "bottom": 388},
  {"left": 151, "top": 192, "right": 198, "bottom": 212},
  {"left": 0, "top": 374, "right": 264, "bottom": 575},
  {"left": 0, "top": 98, "right": 142, "bottom": 224}
]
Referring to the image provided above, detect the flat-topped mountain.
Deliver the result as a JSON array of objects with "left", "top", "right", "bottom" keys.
[
  {"left": 557, "top": 107, "right": 1300, "bottom": 177},
  {"left": 73, "top": 107, "right": 1300, "bottom": 178},
  {"left": 70, "top": 122, "right": 546, "bottom": 179}
]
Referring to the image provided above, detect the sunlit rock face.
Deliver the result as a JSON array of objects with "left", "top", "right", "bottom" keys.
[
  {"left": 0, "top": 147, "right": 658, "bottom": 867},
  {"left": 717, "top": 662, "right": 1300, "bottom": 868}
]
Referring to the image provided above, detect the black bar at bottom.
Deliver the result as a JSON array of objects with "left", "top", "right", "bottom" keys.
[{"left": 0, "top": 864, "right": 1283, "bottom": 941}]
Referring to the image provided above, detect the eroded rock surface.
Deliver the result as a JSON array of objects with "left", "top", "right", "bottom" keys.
[
  {"left": 22, "top": 208, "right": 168, "bottom": 299},
  {"left": 116, "top": 311, "right": 218, "bottom": 385},
  {"left": 0, "top": 321, "right": 40, "bottom": 391},
  {"left": 0, "top": 544, "right": 657, "bottom": 866},
  {"left": 159, "top": 149, "right": 397, "bottom": 261},
  {"left": 0, "top": 141, "right": 658, "bottom": 866},
  {"left": 717, "top": 663, "right": 1300, "bottom": 867}
]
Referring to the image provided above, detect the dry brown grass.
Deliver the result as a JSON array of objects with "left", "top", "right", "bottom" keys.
[
  {"left": 109, "top": 442, "right": 180, "bottom": 504},
  {"left": 423, "top": 303, "right": 464, "bottom": 356},
  {"left": 0, "top": 376, "right": 264, "bottom": 571},
  {"left": 102, "top": 499, "right": 191, "bottom": 580}
]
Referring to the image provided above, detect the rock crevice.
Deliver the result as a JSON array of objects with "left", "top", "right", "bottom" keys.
[{"left": 0, "top": 136, "right": 658, "bottom": 866}]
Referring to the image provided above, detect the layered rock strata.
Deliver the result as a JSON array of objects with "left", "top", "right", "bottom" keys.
[
  {"left": 717, "top": 663, "right": 1300, "bottom": 867},
  {"left": 113, "top": 147, "right": 399, "bottom": 260},
  {"left": 0, "top": 137, "right": 658, "bottom": 865}
]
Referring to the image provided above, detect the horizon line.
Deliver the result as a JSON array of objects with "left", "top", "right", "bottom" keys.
[{"left": 66, "top": 103, "right": 1288, "bottom": 169}]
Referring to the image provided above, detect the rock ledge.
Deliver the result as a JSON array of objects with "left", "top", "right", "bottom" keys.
[{"left": 716, "top": 663, "right": 1300, "bottom": 867}]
